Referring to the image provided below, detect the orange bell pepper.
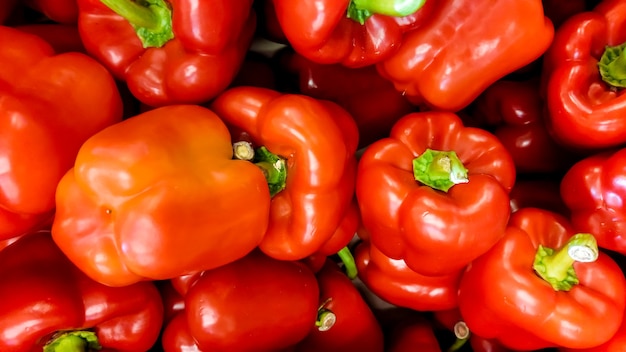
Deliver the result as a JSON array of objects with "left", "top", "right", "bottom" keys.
[{"left": 51, "top": 105, "right": 271, "bottom": 287}]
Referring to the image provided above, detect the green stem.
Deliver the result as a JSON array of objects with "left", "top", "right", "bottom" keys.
[
  {"left": 43, "top": 331, "right": 101, "bottom": 352},
  {"left": 252, "top": 146, "right": 287, "bottom": 198},
  {"left": 413, "top": 149, "right": 469, "bottom": 192},
  {"left": 347, "top": 0, "right": 426, "bottom": 24},
  {"left": 336, "top": 246, "right": 358, "bottom": 280},
  {"left": 533, "top": 233, "right": 599, "bottom": 291},
  {"left": 447, "top": 321, "right": 470, "bottom": 352},
  {"left": 599, "top": 42, "right": 626, "bottom": 88},
  {"left": 315, "top": 308, "right": 337, "bottom": 331},
  {"left": 99, "top": 0, "right": 173, "bottom": 48}
]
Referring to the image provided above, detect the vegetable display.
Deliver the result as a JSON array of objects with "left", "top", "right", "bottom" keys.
[{"left": 3, "top": 0, "right": 626, "bottom": 350}]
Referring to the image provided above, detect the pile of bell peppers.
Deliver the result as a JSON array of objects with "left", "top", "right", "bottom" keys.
[{"left": 4, "top": 0, "right": 626, "bottom": 350}]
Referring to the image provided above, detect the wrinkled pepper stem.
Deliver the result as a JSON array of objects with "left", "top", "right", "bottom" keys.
[
  {"left": 347, "top": 0, "right": 426, "bottom": 24},
  {"left": 99, "top": 0, "right": 173, "bottom": 48},
  {"left": 43, "top": 331, "right": 101, "bottom": 352},
  {"left": 533, "top": 233, "right": 599, "bottom": 291},
  {"left": 315, "top": 298, "right": 337, "bottom": 332},
  {"left": 233, "top": 142, "right": 288, "bottom": 197},
  {"left": 599, "top": 42, "right": 626, "bottom": 88},
  {"left": 337, "top": 246, "right": 358, "bottom": 280},
  {"left": 413, "top": 148, "right": 469, "bottom": 192},
  {"left": 447, "top": 321, "right": 470, "bottom": 352}
]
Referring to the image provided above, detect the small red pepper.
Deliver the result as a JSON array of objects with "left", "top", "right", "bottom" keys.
[
  {"left": 560, "top": 147, "right": 626, "bottom": 254},
  {"left": 275, "top": 48, "right": 416, "bottom": 148},
  {"left": 0, "top": 230, "right": 163, "bottom": 351},
  {"left": 466, "top": 78, "right": 577, "bottom": 174},
  {"left": 210, "top": 86, "right": 359, "bottom": 261},
  {"left": 163, "top": 250, "right": 320, "bottom": 352},
  {"left": 458, "top": 208, "right": 626, "bottom": 350},
  {"left": 77, "top": 0, "right": 256, "bottom": 107},
  {"left": 270, "top": 0, "right": 435, "bottom": 67},
  {"left": 356, "top": 111, "right": 515, "bottom": 276},
  {"left": 377, "top": 0, "right": 554, "bottom": 111},
  {"left": 295, "top": 260, "right": 384, "bottom": 352},
  {"left": 354, "top": 240, "right": 461, "bottom": 311},
  {"left": 541, "top": 0, "right": 626, "bottom": 150}
]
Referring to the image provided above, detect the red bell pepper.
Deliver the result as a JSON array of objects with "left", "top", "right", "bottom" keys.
[
  {"left": 560, "top": 147, "right": 626, "bottom": 255},
  {"left": 458, "top": 207, "right": 626, "bottom": 350},
  {"left": 0, "top": 230, "right": 163, "bottom": 351},
  {"left": 210, "top": 86, "right": 359, "bottom": 261},
  {"left": 162, "top": 250, "right": 320, "bottom": 352},
  {"left": 23, "top": 0, "right": 78, "bottom": 24},
  {"left": 466, "top": 79, "right": 577, "bottom": 174},
  {"left": 275, "top": 48, "right": 416, "bottom": 148},
  {"left": 541, "top": 0, "right": 626, "bottom": 150},
  {"left": 269, "top": 0, "right": 435, "bottom": 68},
  {"left": 354, "top": 240, "right": 461, "bottom": 311},
  {"left": 0, "top": 25, "right": 123, "bottom": 241},
  {"left": 295, "top": 260, "right": 384, "bottom": 352},
  {"left": 77, "top": 0, "right": 256, "bottom": 107},
  {"left": 51, "top": 104, "right": 272, "bottom": 287},
  {"left": 356, "top": 111, "right": 515, "bottom": 276},
  {"left": 377, "top": 0, "right": 554, "bottom": 111}
]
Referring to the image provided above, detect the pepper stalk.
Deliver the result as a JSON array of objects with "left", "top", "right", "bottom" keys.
[
  {"left": 347, "top": 0, "right": 427, "bottom": 24},
  {"left": 533, "top": 233, "right": 599, "bottom": 291},
  {"left": 99, "top": 0, "right": 174, "bottom": 48},
  {"left": 413, "top": 148, "right": 469, "bottom": 192},
  {"left": 43, "top": 330, "right": 101, "bottom": 352}
]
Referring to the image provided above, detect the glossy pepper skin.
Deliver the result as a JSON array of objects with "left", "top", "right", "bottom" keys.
[
  {"left": 77, "top": 0, "right": 256, "bottom": 107},
  {"left": 295, "top": 260, "right": 384, "bottom": 352},
  {"left": 0, "top": 230, "right": 163, "bottom": 352},
  {"left": 270, "top": 0, "right": 435, "bottom": 68},
  {"left": 210, "top": 86, "right": 359, "bottom": 261},
  {"left": 0, "top": 25, "right": 123, "bottom": 241},
  {"left": 276, "top": 48, "right": 415, "bottom": 149},
  {"left": 541, "top": 0, "right": 626, "bottom": 150},
  {"left": 377, "top": 0, "right": 554, "bottom": 111},
  {"left": 560, "top": 307, "right": 626, "bottom": 352},
  {"left": 458, "top": 208, "right": 626, "bottom": 350},
  {"left": 162, "top": 250, "right": 320, "bottom": 352},
  {"left": 51, "top": 104, "right": 271, "bottom": 287},
  {"left": 466, "top": 79, "right": 576, "bottom": 175},
  {"left": 560, "top": 147, "right": 626, "bottom": 254},
  {"left": 354, "top": 240, "right": 461, "bottom": 311},
  {"left": 356, "top": 111, "right": 516, "bottom": 276}
]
